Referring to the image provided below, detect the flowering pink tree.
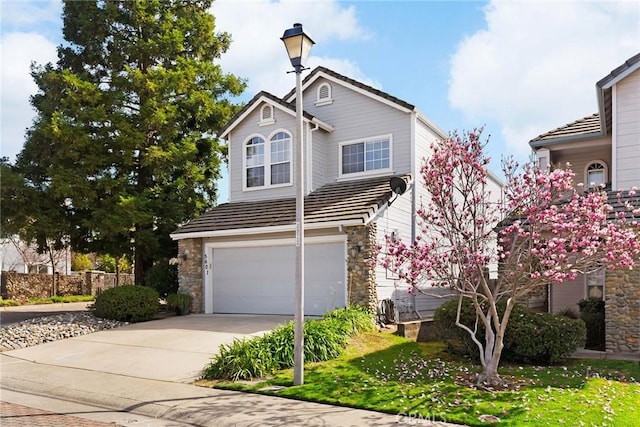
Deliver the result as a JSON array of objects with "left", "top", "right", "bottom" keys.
[{"left": 382, "top": 130, "right": 640, "bottom": 385}]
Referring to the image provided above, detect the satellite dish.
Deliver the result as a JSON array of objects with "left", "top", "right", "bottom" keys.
[{"left": 389, "top": 176, "right": 407, "bottom": 195}]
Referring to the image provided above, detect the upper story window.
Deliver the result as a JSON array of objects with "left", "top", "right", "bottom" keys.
[
  {"left": 315, "top": 83, "right": 333, "bottom": 106},
  {"left": 340, "top": 135, "right": 392, "bottom": 177},
  {"left": 245, "top": 136, "right": 265, "bottom": 187},
  {"left": 585, "top": 161, "right": 607, "bottom": 188},
  {"left": 259, "top": 105, "right": 275, "bottom": 126},
  {"left": 244, "top": 131, "right": 291, "bottom": 189},
  {"left": 269, "top": 132, "right": 291, "bottom": 185}
]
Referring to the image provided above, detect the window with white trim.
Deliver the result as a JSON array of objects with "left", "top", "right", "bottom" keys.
[
  {"left": 585, "top": 161, "right": 607, "bottom": 188},
  {"left": 244, "top": 131, "right": 291, "bottom": 189},
  {"left": 269, "top": 132, "right": 291, "bottom": 185},
  {"left": 245, "top": 136, "right": 265, "bottom": 187},
  {"left": 315, "top": 83, "right": 333, "bottom": 106},
  {"left": 340, "top": 136, "right": 391, "bottom": 176}
]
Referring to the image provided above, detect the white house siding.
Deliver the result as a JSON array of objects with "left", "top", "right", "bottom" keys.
[
  {"left": 302, "top": 78, "right": 414, "bottom": 181},
  {"left": 613, "top": 68, "right": 640, "bottom": 190},
  {"left": 227, "top": 104, "right": 301, "bottom": 202},
  {"left": 374, "top": 189, "right": 414, "bottom": 315}
]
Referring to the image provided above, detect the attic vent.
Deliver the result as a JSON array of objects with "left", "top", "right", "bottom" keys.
[
  {"left": 259, "top": 105, "right": 275, "bottom": 126},
  {"left": 315, "top": 83, "right": 333, "bottom": 106}
]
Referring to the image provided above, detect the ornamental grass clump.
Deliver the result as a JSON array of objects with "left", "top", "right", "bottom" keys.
[{"left": 203, "top": 306, "right": 374, "bottom": 381}]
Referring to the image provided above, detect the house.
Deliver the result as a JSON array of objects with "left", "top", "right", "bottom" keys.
[
  {"left": 0, "top": 237, "right": 71, "bottom": 275},
  {"left": 170, "top": 66, "right": 503, "bottom": 318},
  {"left": 529, "top": 52, "right": 640, "bottom": 354}
]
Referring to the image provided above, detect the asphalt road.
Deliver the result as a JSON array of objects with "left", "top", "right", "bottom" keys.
[{"left": 0, "top": 302, "right": 91, "bottom": 326}]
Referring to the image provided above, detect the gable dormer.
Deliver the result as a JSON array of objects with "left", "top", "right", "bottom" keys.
[{"left": 530, "top": 52, "right": 640, "bottom": 191}]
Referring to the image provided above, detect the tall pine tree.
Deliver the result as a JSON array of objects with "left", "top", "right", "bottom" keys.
[{"left": 16, "top": 0, "right": 245, "bottom": 284}]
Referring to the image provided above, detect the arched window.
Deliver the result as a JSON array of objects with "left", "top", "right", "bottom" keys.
[
  {"left": 585, "top": 161, "right": 607, "bottom": 188},
  {"left": 244, "top": 131, "right": 292, "bottom": 189},
  {"left": 315, "top": 83, "right": 333, "bottom": 106},
  {"left": 269, "top": 132, "right": 291, "bottom": 185},
  {"left": 245, "top": 136, "right": 265, "bottom": 188}
]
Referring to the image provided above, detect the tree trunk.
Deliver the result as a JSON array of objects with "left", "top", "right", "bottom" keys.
[
  {"left": 477, "top": 320, "right": 504, "bottom": 386},
  {"left": 134, "top": 244, "right": 153, "bottom": 286},
  {"left": 477, "top": 359, "right": 501, "bottom": 385}
]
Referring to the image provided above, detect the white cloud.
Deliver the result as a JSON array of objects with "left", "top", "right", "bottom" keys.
[
  {"left": 0, "top": 0, "right": 61, "bottom": 28},
  {"left": 0, "top": 0, "right": 372, "bottom": 162},
  {"left": 1, "top": 32, "right": 57, "bottom": 161},
  {"left": 211, "top": 0, "right": 369, "bottom": 96},
  {"left": 448, "top": 0, "right": 640, "bottom": 158}
]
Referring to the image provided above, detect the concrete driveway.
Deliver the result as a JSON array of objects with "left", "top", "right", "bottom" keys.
[{"left": 4, "top": 314, "right": 291, "bottom": 382}]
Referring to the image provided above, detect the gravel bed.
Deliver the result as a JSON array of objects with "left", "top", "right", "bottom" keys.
[{"left": 0, "top": 312, "right": 127, "bottom": 351}]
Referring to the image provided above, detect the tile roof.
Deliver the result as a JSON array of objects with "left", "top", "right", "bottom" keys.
[
  {"left": 529, "top": 113, "right": 602, "bottom": 145},
  {"left": 284, "top": 66, "right": 416, "bottom": 112},
  {"left": 596, "top": 52, "right": 640, "bottom": 89},
  {"left": 606, "top": 190, "right": 640, "bottom": 222},
  {"left": 173, "top": 174, "right": 411, "bottom": 236},
  {"left": 596, "top": 53, "right": 640, "bottom": 136},
  {"left": 530, "top": 52, "right": 640, "bottom": 146}
]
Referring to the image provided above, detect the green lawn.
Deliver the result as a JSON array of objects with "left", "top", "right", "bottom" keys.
[
  {"left": 0, "top": 295, "right": 95, "bottom": 306},
  {"left": 198, "top": 333, "right": 640, "bottom": 426}
]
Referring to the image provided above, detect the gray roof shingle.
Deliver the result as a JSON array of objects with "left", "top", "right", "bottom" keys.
[
  {"left": 530, "top": 113, "right": 602, "bottom": 145},
  {"left": 530, "top": 52, "right": 640, "bottom": 146},
  {"left": 173, "top": 174, "right": 411, "bottom": 236}
]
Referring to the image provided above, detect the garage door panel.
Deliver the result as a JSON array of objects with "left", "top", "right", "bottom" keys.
[{"left": 211, "top": 242, "right": 345, "bottom": 316}]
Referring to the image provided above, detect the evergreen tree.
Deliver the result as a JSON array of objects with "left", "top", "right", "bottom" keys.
[{"left": 16, "top": 0, "right": 245, "bottom": 284}]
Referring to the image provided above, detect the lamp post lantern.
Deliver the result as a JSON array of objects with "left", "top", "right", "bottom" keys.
[{"left": 281, "top": 23, "right": 314, "bottom": 386}]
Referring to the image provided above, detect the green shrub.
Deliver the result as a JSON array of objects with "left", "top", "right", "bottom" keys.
[
  {"left": 145, "top": 262, "right": 178, "bottom": 298},
  {"left": 579, "top": 297, "right": 605, "bottom": 351},
  {"left": 91, "top": 285, "right": 159, "bottom": 322},
  {"left": 203, "top": 306, "right": 374, "bottom": 381},
  {"left": 434, "top": 298, "right": 586, "bottom": 364},
  {"left": 505, "top": 311, "right": 586, "bottom": 364},
  {"left": 166, "top": 293, "right": 192, "bottom": 315}
]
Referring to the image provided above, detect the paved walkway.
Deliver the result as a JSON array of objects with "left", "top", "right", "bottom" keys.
[{"left": 0, "top": 401, "right": 115, "bottom": 427}]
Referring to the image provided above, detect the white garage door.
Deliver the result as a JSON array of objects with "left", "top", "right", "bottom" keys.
[{"left": 210, "top": 241, "right": 346, "bottom": 316}]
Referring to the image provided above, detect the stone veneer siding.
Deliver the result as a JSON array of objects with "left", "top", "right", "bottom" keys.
[
  {"left": 605, "top": 267, "right": 640, "bottom": 353},
  {"left": 346, "top": 224, "right": 378, "bottom": 313},
  {"left": 177, "top": 238, "right": 203, "bottom": 313}
]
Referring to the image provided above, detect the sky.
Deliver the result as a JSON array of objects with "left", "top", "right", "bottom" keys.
[{"left": 1, "top": 0, "right": 639, "bottom": 203}]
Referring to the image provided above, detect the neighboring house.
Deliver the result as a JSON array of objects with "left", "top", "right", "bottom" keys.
[
  {"left": 171, "top": 66, "right": 502, "bottom": 318},
  {"left": 0, "top": 237, "right": 71, "bottom": 275},
  {"left": 529, "top": 52, "right": 640, "bottom": 354}
]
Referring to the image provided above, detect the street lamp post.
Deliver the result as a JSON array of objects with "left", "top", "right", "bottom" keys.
[{"left": 281, "top": 23, "right": 314, "bottom": 386}]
